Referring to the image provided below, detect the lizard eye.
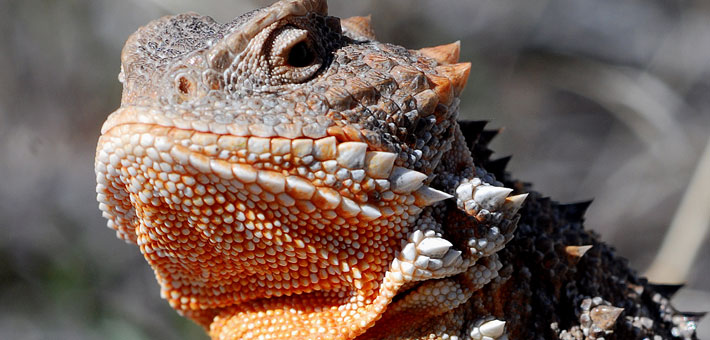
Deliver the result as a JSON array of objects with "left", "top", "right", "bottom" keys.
[
  {"left": 287, "top": 41, "right": 315, "bottom": 67},
  {"left": 268, "top": 25, "right": 322, "bottom": 83}
]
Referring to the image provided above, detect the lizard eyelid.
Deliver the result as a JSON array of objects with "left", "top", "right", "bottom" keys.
[{"left": 268, "top": 25, "right": 322, "bottom": 83}]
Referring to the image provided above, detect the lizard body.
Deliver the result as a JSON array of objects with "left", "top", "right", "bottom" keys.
[{"left": 94, "top": 0, "right": 700, "bottom": 338}]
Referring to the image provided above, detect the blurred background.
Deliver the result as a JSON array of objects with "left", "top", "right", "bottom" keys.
[{"left": 0, "top": 0, "right": 708, "bottom": 338}]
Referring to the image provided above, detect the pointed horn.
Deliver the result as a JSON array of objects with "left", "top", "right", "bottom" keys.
[
  {"left": 389, "top": 167, "right": 428, "bottom": 194},
  {"left": 426, "top": 73, "right": 454, "bottom": 105},
  {"left": 336, "top": 141, "right": 368, "bottom": 169},
  {"left": 341, "top": 15, "right": 376, "bottom": 40},
  {"left": 473, "top": 185, "right": 513, "bottom": 209},
  {"left": 365, "top": 151, "right": 397, "bottom": 179},
  {"left": 565, "top": 245, "right": 593, "bottom": 258},
  {"left": 413, "top": 186, "right": 453, "bottom": 207},
  {"left": 416, "top": 237, "right": 453, "bottom": 258},
  {"left": 418, "top": 41, "right": 460, "bottom": 65},
  {"left": 590, "top": 306, "right": 624, "bottom": 330},
  {"left": 503, "top": 193, "right": 528, "bottom": 215},
  {"left": 435, "top": 62, "right": 471, "bottom": 95},
  {"left": 479, "top": 319, "right": 506, "bottom": 338},
  {"left": 359, "top": 204, "right": 382, "bottom": 221}
]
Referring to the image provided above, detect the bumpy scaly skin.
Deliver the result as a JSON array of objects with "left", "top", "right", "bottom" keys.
[{"left": 94, "top": 0, "right": 700, "bottom": 339}]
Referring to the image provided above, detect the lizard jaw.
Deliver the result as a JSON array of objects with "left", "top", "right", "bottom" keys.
[
  {"left": 95, "top": 112, "right": 453, "bottom": 338},
  {"left": 97, "top": 0, "right": 480, "bottom": 335}
]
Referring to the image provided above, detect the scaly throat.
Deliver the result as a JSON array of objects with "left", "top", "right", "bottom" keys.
[{"left": 96, "top": 113, "right": 455, "bottom": 338}]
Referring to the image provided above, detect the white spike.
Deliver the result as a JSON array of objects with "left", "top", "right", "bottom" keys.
[
  {"left": 480, "top": 319, "right": 506, "bottom": 338},
  {"left": 390, "top": 271, "right": 404, "bottom": 284},
  {"left": 313, "top": 187, "right": 341, "bottom": 209},
  {"left": 285, "top": 176, "right": 316, "bottom": 200},
  {"left": 442, "top": 249, "right": 462, "bottom": 266},
  {"left": 359, "top": 204, "right": 382, "bottom": 221},
  {"left": 413, "top": 186, "right": 453, "bottom": 206},
  {"left": 427, "top": 258, "right": 443, "bottom": 270},
  {"left": 337, "top": 142, "right": 368, "bottom": 169},
  {"left": 313, "top": 136, "right": 337, "bottom": 160},
  {"left": 455, "top": 182, "right": 475, "bottom": 201},
  {"left": 257, "top": 170, "right": 286, "bottom": 194},
  {"left": 410, "top": 230, "right": 424, "bottom": 244},
  {"left": 389, "top": 167, "right": 428, "bottom": 194},
  {"left": 504, "top": 193, "right": 528, "bottom": 215},
  {"left": 232, "top": 163, "right": 257, "bottom": 183},
  {"left": 337, "top": 197, "right": 361, "bottom": 217},
  {"left": 365, "top": 151, "right": 397, "bottom": 179},
  {"left": 401, "top": 243, "right": 417, "bottom": 261},
  {"left": 473, "top": 185, "right": 513, "bottom": 209},
  {"left": 417, "top": 237, "right": 453, "bottom": 258},
  {"left": 414, "top": 255, "right": 430, "bottom": 269},
  {"left": 400, "top": 261, "right": 415, "bottom": 276}
]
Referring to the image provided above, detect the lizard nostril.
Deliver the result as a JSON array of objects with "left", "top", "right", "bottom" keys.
[
  {"left": 177, "top": 76, "right": 193, "bottom": 95},
  {"left": 287, "top": 41, "right": 315, "bottom": 68}
]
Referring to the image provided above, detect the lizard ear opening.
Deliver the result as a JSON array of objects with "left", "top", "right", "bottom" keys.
[{"left": 177, "top": 76, "right": 193, "bottom": 95}]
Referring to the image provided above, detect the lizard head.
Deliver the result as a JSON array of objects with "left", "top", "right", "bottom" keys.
[{"left": 96, "top": 0, "right": 518, "bottom": 339}]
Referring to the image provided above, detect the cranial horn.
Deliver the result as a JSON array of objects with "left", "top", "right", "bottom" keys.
[
  {"left": 341, "top": 15, "right": 376, "bottom": 40},
  {"left": 590, "top": 306, "right": 624, "bottom": 331},
  {"left": 435, "top": 62, "right": 471, "bottom": 96},
  {"left": 413, "top": 186, "right": 453, "bottom": 207},
  {"left": 418, "top": 41, "right": 460, "bottom": 65},
  {"left": 565, "top": 245, "right": 593, "bottom": 258},
  {"left": 425, "top": 73, "right": 454, "bottom": 106}
]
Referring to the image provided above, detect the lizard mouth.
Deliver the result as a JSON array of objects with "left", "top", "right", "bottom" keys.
[{"left": 95, "top": 106, "right": 452, "bottom": 336}]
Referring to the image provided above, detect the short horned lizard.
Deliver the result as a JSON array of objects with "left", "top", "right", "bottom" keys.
[{"left": 95, "top": 0, "right": 700, "bottom": 338}]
